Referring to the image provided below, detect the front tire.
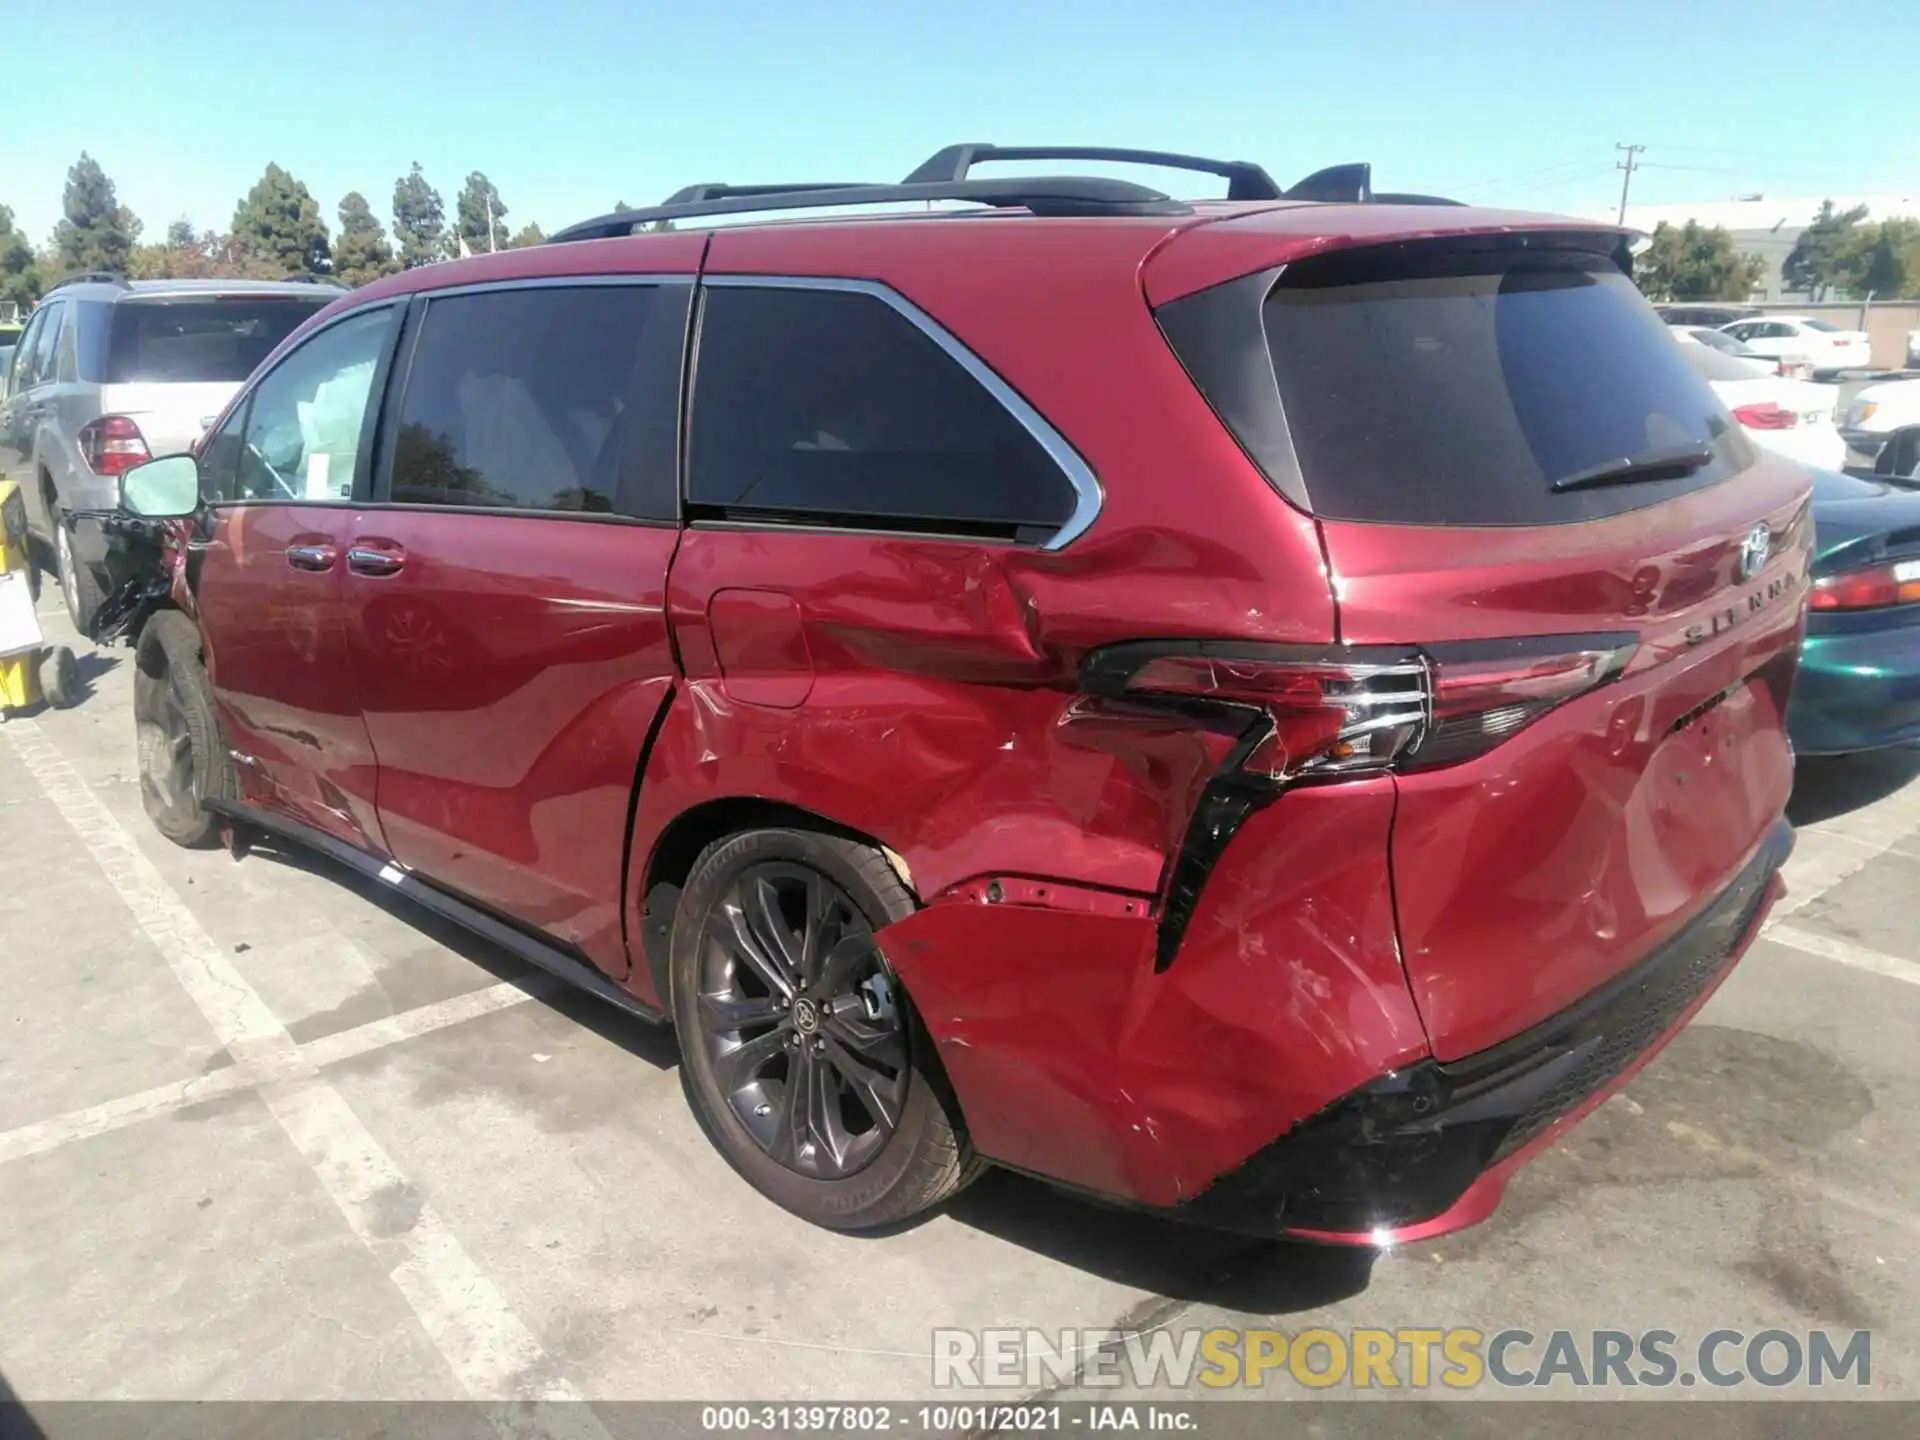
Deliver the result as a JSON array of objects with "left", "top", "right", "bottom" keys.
[
  {"left": 671, "top": 827, "right": 981, "bottom": 1230},
  {"left": 134, "top": 612, "right": 236, "bottom": 848}
]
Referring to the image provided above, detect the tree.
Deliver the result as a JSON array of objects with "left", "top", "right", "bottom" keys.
[
  {"left": 231, "top": 164, "right": 331, "bottom": 277},
  {"left": 508, "top": 221, "right": 547, "bottom": 248},
  {"left": 1781, "top": 200, "right": 1869, "bottom": 300},
  {"left": 612, "top": 200, "right": 634, "bottom": 213},
  {"left": 1635, "top": 221, "right": 1765, "bottom": 301},
  {"left": 165, "top": 218, "right": 197, "bottom": 251},
  {"left": 333, "top": 192, "right": 400, "bottom": 288},
  {"left": 1837, "top": 217, "right": 1920, "bottom": 299},
  {"left": 53, "top": 153, "right": 139, "bottom": 276},
  {"left": 454, "top": 171, "right": 510, "bottom": 255},
  {"left": 0, "top": 205, "right": 41, "bottom": 311},
  {"left": 392, "top": 163, "right": 447, "bottom": 270}
]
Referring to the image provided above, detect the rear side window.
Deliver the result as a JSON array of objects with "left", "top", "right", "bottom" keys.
[
  {"left": 688, "top": 285, "right": 1077, "bottom": 541},
  {"left": 1164, "top": 243, "right": 1748, "bottom": 526},
  {"left": 80, "top": 297, "right": 329, "bottom": 383},
  {"left": 387, "top": 284, "right": 686, "bottom": 518}
]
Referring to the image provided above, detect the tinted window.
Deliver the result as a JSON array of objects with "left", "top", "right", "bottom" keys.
[
  {"left": 85, "top": 297, "right": 329, "bottom": 383},
  {"left": 26, "top": 301, "right": 63, "bottom": 388},
  {"left": 1258, "top": 248, "right": 1746, "bottom": 525},
  {"left": 688, "top": 285, "right": 1076, "bottom": 539},
  {"left": 6, "top": 309, "right": 46, "bottom": 390},
  {"left": 389, "top": 285, "right": 682, "bottom": 516},
  {"left": 211, "top": 307, "right": 393, "bottom": 503}
]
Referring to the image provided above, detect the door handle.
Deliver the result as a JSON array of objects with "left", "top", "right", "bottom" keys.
[
  {"left": 346, "top": 543, "right": 405, "bottom": 577},
  {"left": 285, "top": 542, "right": 338, "bottom": 572}
]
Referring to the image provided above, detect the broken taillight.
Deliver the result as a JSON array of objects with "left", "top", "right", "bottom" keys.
[{"left": 1081, "top": 635, "right": 1636, "bottom": 780}]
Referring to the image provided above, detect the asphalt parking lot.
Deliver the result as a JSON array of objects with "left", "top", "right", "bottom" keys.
[{"left": 2, "top": 592, "right": 1918, "bottom": 1429}]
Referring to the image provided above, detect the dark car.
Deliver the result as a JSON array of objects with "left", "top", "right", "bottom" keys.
[
  {"left": 95, "top": 143, "right": 1809, "bottom": 1243},
  {"left": 1789, "top": 447, "right": 1920, "bottom": 753}
]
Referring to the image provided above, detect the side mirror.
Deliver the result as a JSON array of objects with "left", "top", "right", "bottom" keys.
[
  {"left": 1874, "top": 426, "right": 1920, "bottom": 482},
  {"left": 119, "top": 455, "right": 202, "bottom": 518}
]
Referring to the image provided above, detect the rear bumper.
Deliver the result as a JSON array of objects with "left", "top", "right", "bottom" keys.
[
  {"left": 1170, "top": 819, "right": 1791, "bottom": 1241},
  {"left": 1790, "top": 621, "right": 1920, "bottom": 754}
]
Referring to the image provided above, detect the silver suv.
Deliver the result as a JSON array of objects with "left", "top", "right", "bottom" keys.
[{"left": 0, "top": 274, "right": 339, "bottom": 630}]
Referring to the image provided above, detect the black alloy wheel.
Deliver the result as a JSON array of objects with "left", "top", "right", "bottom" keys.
[{"left": 693, "top": 861, "right": 909, "bottom": 1180}]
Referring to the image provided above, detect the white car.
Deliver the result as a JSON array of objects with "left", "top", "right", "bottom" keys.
[
  {"left": 1908, "top": 328, "right": 1920, "bottom": 368},
  {"left": 1840, "top": 376, "right": 1920, "bottom": 464},
  {"left": 1719, "top": 315, "right": 1872, "bottom": 376},
  {"left": 1672, "top": 325, "right": 1780, "bottom": 373},
  {"left": 1677, "top": 343, "right": 1845, "bottom": 470}
]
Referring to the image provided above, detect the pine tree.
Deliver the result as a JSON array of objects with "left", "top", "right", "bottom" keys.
[
  {"left": 334, "top": 192, "right": 400, "bottom": 287},
  {"left": 53, "top": 153, "right": 140, "bottom": 276},
  {"left": 508, "top": 222, "right": 547, "bottom": 249},
  {"left": 455, "top": 172, "right": 510, "bottom": 255},
  {"left": 232, "top": 164, "right": 332, "bottom": 276},
  {"left": 0, "top": 204, "right": 41, "bottom": 310},
  {"left": 392, "top": 163, "right": 447, "bottom": 270}
]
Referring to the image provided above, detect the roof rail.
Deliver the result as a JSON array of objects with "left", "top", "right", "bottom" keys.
[
  {"left": 549, "top": 177, "right": 1191, "bottom": 244},
  {"left": 904, "top": 143, "right": 1284, "bottom": 202},
  {"left": 659, "top": 181, "right": 871, "bottom": 205},
  {"left": 48, "top": 270, "right": 130, "bottom": 292}
]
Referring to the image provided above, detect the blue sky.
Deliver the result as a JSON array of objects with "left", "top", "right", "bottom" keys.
[{"left": 7, "top": 0, "right": 1916, "bottom": 247}]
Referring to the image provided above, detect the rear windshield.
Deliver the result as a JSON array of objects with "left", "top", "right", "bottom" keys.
[
  {"left": 1259, "top": 247, "right": 1747, "bottom": 525},
  {"left": 79, "top": 296, "right": 328, "bottom": 384},
  {"left": 1802, "top": 318, "right": 1840, "bottom": 333}
]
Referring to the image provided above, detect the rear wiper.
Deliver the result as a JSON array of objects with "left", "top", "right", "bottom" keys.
[{"left": 1549, "top": 444, "right": 1716, "bottom": 494}]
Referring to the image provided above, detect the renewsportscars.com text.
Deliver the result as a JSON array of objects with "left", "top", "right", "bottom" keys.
[{"left": 932, "top": 1326, "right": 1871, "bottom": 1391}]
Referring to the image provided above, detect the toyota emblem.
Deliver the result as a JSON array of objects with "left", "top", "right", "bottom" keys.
[{"left": 1738, "top": 523, "right": 1771, "bottom": 581}]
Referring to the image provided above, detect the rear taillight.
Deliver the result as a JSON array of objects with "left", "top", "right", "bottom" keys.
[
  {"left": 1809, "top": 560, "right": 1920, "bottom": 612},
  {"left": 1732, "top": 402, "right": 1797, "bottom": 430},
  {"left": 1413, "top": 639, "right": 1636, "bottom": 768},
  {"left": 79, "top": 415, "right": 151, "bottom": 477},
  {"left": 1082, "top": 636, "right": 1636, "bottom": 779}
]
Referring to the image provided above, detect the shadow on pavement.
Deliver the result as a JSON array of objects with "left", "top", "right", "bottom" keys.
[
  {"left": 1788, "top": 746, "right": 1920, "bottom": 826},
  {"left": 946, "top": 1167, "right": 1376, "bottom": 1314},
  {"left": 239, "top": 835, "right": 681, "bottom": 1072},
  {"left": 0, "top": 1368, "right": 45, "bottom": 1440}
]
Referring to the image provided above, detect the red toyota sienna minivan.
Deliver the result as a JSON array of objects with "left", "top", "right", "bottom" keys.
[{"left": 103, "top": 145, "right": 1808, "bottom": 1241}]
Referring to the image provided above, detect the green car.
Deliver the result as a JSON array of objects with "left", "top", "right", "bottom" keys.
[{"left": 1792, "top": 467, "right": 1920, "bottom": 754}]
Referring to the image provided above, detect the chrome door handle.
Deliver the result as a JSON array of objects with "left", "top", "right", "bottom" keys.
[
  {"left": 346, "top": 546, "right": 404, "bottom": 576},
  {"left": 285, "top": 543, "right": 337, "bottom": 572}
]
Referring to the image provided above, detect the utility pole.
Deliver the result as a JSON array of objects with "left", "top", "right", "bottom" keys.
[{"left": 1615, "top": 143, "right": 1645, "bottom": 225}]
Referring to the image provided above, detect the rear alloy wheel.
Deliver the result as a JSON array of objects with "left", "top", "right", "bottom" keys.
[{"left": 672, "top": 828, "right": 981, "bottom": 1229}]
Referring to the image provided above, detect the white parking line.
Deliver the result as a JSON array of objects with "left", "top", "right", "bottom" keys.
[
  {"left": 1764, "top": 923, "right": 1920, "bottom": 988},
  {"left": 0, "top": 978, "right": 551, "bottom": 1167},
  {"left": 2, "top": 717, "right": 605, "bottom": 1424}
]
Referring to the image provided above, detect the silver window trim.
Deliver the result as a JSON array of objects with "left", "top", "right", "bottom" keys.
[{"left": 700, "top": 273, "right": 1104, "bottom": 551}]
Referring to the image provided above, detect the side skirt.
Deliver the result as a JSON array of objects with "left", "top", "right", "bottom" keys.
[{"left": 204, "top": 797, "right": 669, "bottom": 1027}]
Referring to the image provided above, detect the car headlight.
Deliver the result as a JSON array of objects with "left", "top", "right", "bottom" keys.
[{"left": 1849, "top": 401, "right": 1878, "bottom": 425}]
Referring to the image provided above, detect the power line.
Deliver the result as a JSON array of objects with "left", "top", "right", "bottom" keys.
[{"left": 1615, "top": 142, "right": 1645, "bottom": 223}]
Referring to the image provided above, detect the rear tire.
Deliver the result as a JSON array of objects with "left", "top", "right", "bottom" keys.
[
  {"left": 55, "top": 513, "right": 103, "bottom": 637},
  {"left": 134, "top": 612, "right": 236, "bottom": 848},
  {"left": 671, "top": 827, "right": 982, "bottom": 1231}
]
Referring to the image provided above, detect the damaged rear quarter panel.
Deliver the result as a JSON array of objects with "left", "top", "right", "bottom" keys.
[{"left": 878, "top": 778, "right": 1428, "bottom": 1205}]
